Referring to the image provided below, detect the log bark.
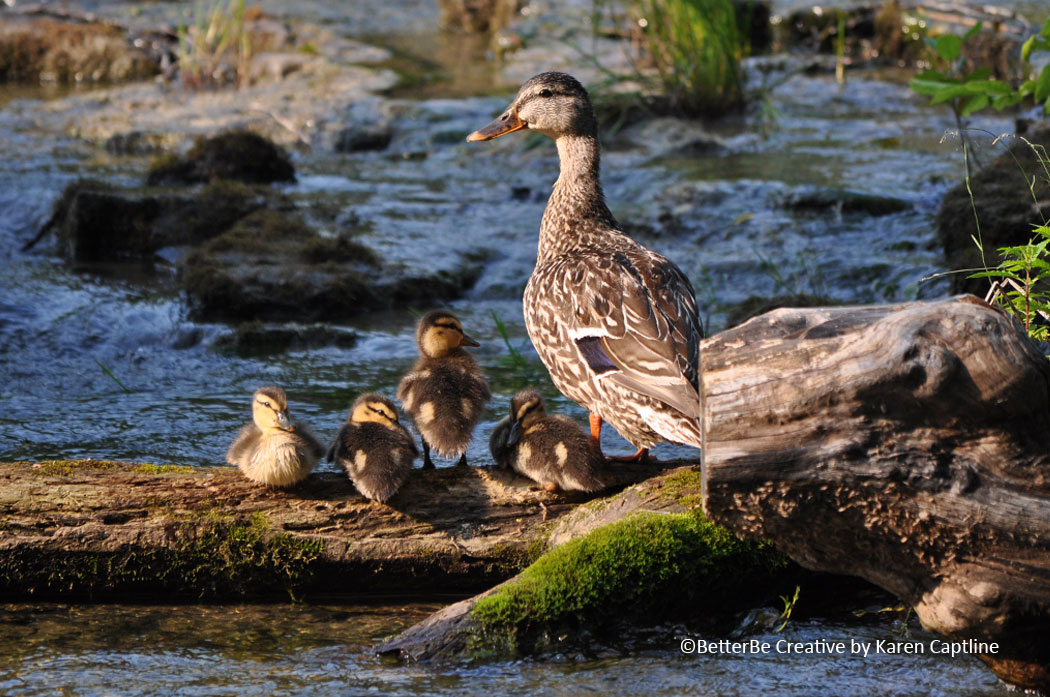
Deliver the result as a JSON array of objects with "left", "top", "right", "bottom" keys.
[
  {"left": 701, "top": 295, "right": 1050, "bottom": 690},
  {"left": 0, "top": 458, "right": 683, "bottom": 599}
]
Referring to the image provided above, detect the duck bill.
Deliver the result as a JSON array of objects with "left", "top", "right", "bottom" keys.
[
  {"left": 277, "top": 411, "right": 294, "bottom": 431},
  {"left": 459, "top": 333, "right": 480, "bottom": 348},
  {"left": 466, "top": 113, "right": 526, "bottom": 142}
]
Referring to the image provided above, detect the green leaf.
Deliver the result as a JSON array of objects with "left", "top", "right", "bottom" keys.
[
  {"left": 1042, "top": 17, "right": 1050, "bottom": 40},
  {"left": 935, "top": 34, "right": 962, "bottom": 62},
  {"left": 910, "top": 78, "right": 956, "bottom": 97},
  {"left": 964, "top": 67, "right": 992, "bottom": 81},
  {"left": 1022, "top": 34, "right": 1037, "bottom": 62},
  {"left": 992, "top": 93, "right": 1024, "bottom": 110},
  {"left": 963, "top": 22, "right": 983, "bottom": 41},
  {"left": 1036, "top": 66, "right": 1050, "bottom": 103},
  {"left": 961, "top": 93, "right": 989, "bottom": 115}
]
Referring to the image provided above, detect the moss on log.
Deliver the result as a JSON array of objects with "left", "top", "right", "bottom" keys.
[{"left": 0, "top": 458, "right": 683, "bottom": 600}]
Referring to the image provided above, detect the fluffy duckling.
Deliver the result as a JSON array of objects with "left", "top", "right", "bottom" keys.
[
  {"left": 226, "top": 385, "right": 323, "bottom": 487},
  {"left": 489, "top": 389, "right": 605, "bottom": 493},
  {"left": 397, "top": 310, "right": 491, "bottom": 468},
  {"left": 327, "top": 393, "right": 418, "bottom": 503}
]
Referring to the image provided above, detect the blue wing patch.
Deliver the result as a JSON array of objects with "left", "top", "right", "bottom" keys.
[{"left": 575, "top": 336, "right": 617, "bottom": 375}]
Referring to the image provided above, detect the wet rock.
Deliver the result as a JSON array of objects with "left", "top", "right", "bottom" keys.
[
  {"left": 103, "top": 131, "right": 170, "bottom": 156},
  {"left": 181, "top": 209, "right": 482, "bottom": 322},
  {"left": 334, "top": 123, "right": 393, "bottom": 153},
  {"left": 147, "top": 131, "right": 296, "bottom": 186},
  {"left": 213, "top": 322, "right": 358, "bottom": 357},
  {"left": 437, "top": 0, "right": 522, "bottom": 34},
  {"left": 39, "top": 179, "right": 267, "bottom": 261},
  {"left": 782, "top": 187, "right": 912, "bottom": 217},
  {"left": 936, "top": 122, "right": 1050, "bottom": 296},
  {"left": 0, "top": 15, "right": 162, "bottom": 84},
  {"left": 725, "top": 293, "right": 838, "bottom": 328}
]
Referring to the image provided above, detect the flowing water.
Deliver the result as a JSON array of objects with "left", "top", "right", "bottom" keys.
[{"left": 0, "top": 0, "right": 1044, "bottom": 692}]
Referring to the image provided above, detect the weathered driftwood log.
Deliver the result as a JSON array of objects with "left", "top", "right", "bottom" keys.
[
  {"left": 701, "top": 295, "right": 1050, "bottom": 691},
  {"left": 0, "top": 458, "right": 682, "bottom": 600}
]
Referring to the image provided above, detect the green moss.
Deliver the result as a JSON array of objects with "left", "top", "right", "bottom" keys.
[
  {"left": 297, "top": 233, "right": 381, "bottom": 267},
  {"left": 659, "top": 467, "right": 705, "bottom": 510},
  {"left": 133, "top": 463, "right": 196, "bottom": 475},
  {"left": 0, "top": 511, "right": 325, "bottom": 601},
  {"left": 27, "top": 459, "right": 122, "bottom": 477},
  {"left": 470, "top": 510, "right": 787, "bottom": 644}
]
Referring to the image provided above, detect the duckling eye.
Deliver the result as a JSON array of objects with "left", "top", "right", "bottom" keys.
[{"left": 539, "top": 89, "right": 553, "bottom": 98}]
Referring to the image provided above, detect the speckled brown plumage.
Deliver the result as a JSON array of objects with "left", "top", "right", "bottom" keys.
[{"left": 468, "top": 72, "right": 703, "bottom": 451}]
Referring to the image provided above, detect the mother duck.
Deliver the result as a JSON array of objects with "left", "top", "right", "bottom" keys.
[{"left": 467, "top": 71, "right": 702, "bottom": 460}]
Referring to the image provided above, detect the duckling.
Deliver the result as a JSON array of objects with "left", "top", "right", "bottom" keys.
[
  {"left": 467, "top": 72, "right": 703, "bottom": 462},
  {"left": 396, "top": 310, "right": 491, "bottom": 468},
  {"left": 226, "top": 385, "right": 323, "bottom": 487},
  {"left": 489, "top": 389, "right": 605, "bottom": 492},
  {"left": 327, "top": 393, "right": 418, "bottom": 503}
]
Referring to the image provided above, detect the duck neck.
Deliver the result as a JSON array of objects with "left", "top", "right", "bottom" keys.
[{"left": 538, "top": 134, "right": 616, "bottom": 261}]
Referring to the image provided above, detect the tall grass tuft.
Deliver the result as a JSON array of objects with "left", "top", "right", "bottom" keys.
[
  {"left": 623, "top": 0, "right": 744, "bottom": 116},
  {"left": 177, "top": 0, "right": 252, "bottom": 89}
]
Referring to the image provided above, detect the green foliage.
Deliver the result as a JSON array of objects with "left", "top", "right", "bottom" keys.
[
  {"left": 588, "top": 0, "right": 744, "bottom": 117},
  {"left": 1019, "top": 18, "right": 1050, "bottom": 114},
  {"left": 909, "top": 23, "right": 1019, "bottom": 118},
  {"left": 629, "top": 0, "right": 743, "bottom": 115},
  {"left": 970, "top": 224, "right": 1050, "bottom": 341},
  {"left": 470, "top": 510, "right": 788, "bottom": 640},
  {"left": 910, "top": 17, "right": 1050, "bottom": 117},
  {"left": 776, "top": 585, "right": 801, "bottom": 632},
  {"left": 177, "top": 0, "right": 252, "bottom": 89},
  {"left": 490, "top": 309, "right": 528, "bottom": 369}
]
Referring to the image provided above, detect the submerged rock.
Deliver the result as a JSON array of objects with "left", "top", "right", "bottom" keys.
[
  {"left": 781, "top": 187, "right": 911, "bottom": 217},
  {"left": 936, "top": 122, "right": 1050, "bottom": 296},
  {"left": 213, "top": 322, "right": 358, "bottom": 357},
  {"left": 147, "top": 131, "right": 296, "bottom": 186},
  {"left": 39, "top": 179, "right": 267, "bottom": 261},
  {"left": 334, "top": 123, "right": 393, "bottom": 153},
  {"left": 181, "top": 209, "right": 482, "bottom": 322},
  {"left": 0, "top": 15, "right": 163, "bottom": 84}
]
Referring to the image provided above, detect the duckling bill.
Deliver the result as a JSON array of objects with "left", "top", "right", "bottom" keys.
[
  {"left": 328, "top": 393, "right": 417, "bottom": 503},
  {"left": 226, "top": 385, "right": 323, "bottom": 487},
  {"left": 397, "top": 310, "right": 490, "bottom": 468},
  {"left": 468, "top": 72, "right": 704, "bottom": 462},
  {"left": 490, "top": 389, "right": 605, "bottom": 493}
]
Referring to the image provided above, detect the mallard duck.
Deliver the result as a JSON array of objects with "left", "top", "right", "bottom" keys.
[
  {"left": 467, "top": 72, "right": 703, "bottom": 461},
  {"left": 226, "top": 385, "right": 323, "bottom": 487},
  {"left": 396, "top": 310, "right": 491, "bottom": 468},
  {"left": 490, "top": 389, "right": 605, "bottom": 492},
  {"left": 327, "top": 393, "right": 418, "bottom": 503}
]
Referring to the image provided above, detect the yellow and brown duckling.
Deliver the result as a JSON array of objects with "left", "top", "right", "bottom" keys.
[
  {"left": 490, "top": 389, "right": 605, "bottom": 492},
  {"left": 327, "top": 393, "right": 418, "bottom": 503},
  {"left": 226, "top": 385, "right": 324, "bottom": 487},
  {"left": 468, "top": 72, "right": 703, "bottom": 462},
  {"left": 396, "top": 310, "right": 491, "bottom": 468}
]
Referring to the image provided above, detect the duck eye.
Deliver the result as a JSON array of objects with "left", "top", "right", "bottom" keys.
[{"left": 539, "top": 89, "right": 553, "bottom": 98}]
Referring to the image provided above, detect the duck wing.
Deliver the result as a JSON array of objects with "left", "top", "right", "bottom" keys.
[{"left": 561, "top": 247, "right": 702, "bottom": 418}]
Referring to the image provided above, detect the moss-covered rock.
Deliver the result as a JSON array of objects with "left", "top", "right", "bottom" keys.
[
  {"left": 181, "top": 208, "right": 482, "bottom": 322},
  {"left": 147, "top": 131, "right": 296, "bottom": 185},
  {"left": 468, "top": 509, "right": 789, "bottom": 654},
  {"left": 0, "top": 16, "right": 161, "bottom": 84},
  {"left": 41, "top": 179, "right": 267, "bottom": 261},
  {"left": 937, "top": 122, "right": 1050, "bottom": 296}
]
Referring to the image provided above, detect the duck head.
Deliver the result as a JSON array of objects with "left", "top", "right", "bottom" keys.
[
  {"left": 417, "top": 309, "right": 480, "bottom": 358},
  {"left": 506, "top": 389, "right": 547, "bottom": 445},
  {"left": 350, "top": 393, "right": 401, "bottom": 428},
  {"left": 252, "top": 385, "right": 294, "bottom": 432},
  {"left": 467, "top": 71, "right": 596, "bottom": 142}
]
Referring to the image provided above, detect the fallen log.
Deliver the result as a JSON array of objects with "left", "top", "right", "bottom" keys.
[
  {"left": 0, "top": 457, "right": 683, "bottom": 600},
  {"left": 701, "top": 295, "right": 1050, "bottom": 691}
]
